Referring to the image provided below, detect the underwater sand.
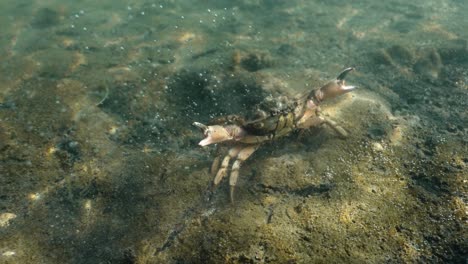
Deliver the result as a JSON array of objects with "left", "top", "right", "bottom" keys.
[{"left": 0, "top": 0, "right": 466, "bottom": 263}]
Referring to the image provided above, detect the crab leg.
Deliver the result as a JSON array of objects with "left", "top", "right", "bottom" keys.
[
  {"left": 229, "top": 144, "right": 259, "bottom": 203},
  {"left": 210, "top": 156, "right": 221, "bottom": 177},
  {"left": 299, "top": 115, "right": 348, "bottom": 138},
  {"left": 213, "top": 146, "right": 242, "bottom": 186},
  {"left": 210, "top": 157, "right": 221, "bottom": 177},
  {"left": 210, "top": 146, "right": 224, "bottom": 176},
  {"left": 322, "top": 117, "right": 348, "bottom": 138}
]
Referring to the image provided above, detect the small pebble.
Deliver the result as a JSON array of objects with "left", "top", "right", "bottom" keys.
[
  {"left": 372, "top": 142, "right": 384, "bottom": 152},
  {"left": 0, "top": 213, "right": 17, "bottom": 227},
  {"left": 2, "top": 251, "right": 16, "bottom": 257}
]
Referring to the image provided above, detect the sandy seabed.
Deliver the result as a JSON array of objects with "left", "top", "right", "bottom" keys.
[{"left": 0, "top": 0, "right": 466, "bottom": 263}]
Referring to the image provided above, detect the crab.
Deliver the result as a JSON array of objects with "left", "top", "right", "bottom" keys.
[{"left": 193, "top": 67, "right": 357, "bottom": 202}]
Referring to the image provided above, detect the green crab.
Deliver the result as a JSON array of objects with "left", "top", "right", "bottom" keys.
[{"left": 194, "top": 68, "right": 357, "bottom": 202}]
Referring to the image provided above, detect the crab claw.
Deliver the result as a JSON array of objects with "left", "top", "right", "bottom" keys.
[
  {"left": 314, "top": 67, "right": 357, "bottom": 102},
  {"left": 336, "top": 67, "right": 354, "bottom": 81},
  {"left": 193, "top": 122, "right": 232, "bottom": 146},
  {"left": 193, "top": 122, "right": 248, "bottom": 146},
  {"left": 336, "top": 67, "right": 357, "bottom": 92},
  {"left": 193, "top": 122, "right": 208, "bottom": 133}
]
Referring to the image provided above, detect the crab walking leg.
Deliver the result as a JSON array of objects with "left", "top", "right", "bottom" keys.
[
  {"left": 298, "top": 115, "right": 348, "bottom": 138},
  {"left": 210, "top": 146, "right": 223, "bottom": 176},
  {"left": 210, "top": 156, "right": 221, "bottom": 176},
  {"left": 321, "top": 117, "right": 348, "bottom": 138},
  {"left": 213, "top": 146, "right": 242, "bottom": 186},
  {"left": 229, "top": 144, "right": 259, "bottom": 203}
]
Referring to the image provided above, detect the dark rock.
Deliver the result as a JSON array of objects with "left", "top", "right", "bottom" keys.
[{"left": 31, "top": 7, "right": 60, "bottom": 28}]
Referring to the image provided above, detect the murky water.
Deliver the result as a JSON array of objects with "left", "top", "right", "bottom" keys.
[{"left": 0, "top": 0, "right": 466, "bottom": 263}]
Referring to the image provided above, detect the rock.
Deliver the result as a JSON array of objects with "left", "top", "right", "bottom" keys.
[
  {"left": 413, "top": 49, "right": 443, "bottom": 79},
  {"left": 31, "top": 7, "right": 60, "bottom": 28},
  {"left": 0, "top": 213, "right": 16, "bottom": 227},
  {"left": 232, "top": 50, "right": 274, "bottom": 72},
  {"left": 386, "top": 45, "right": 414, "bottom": 66},
  {"left": 372, "top": 142, "right": 384, "bottom": 152}
]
